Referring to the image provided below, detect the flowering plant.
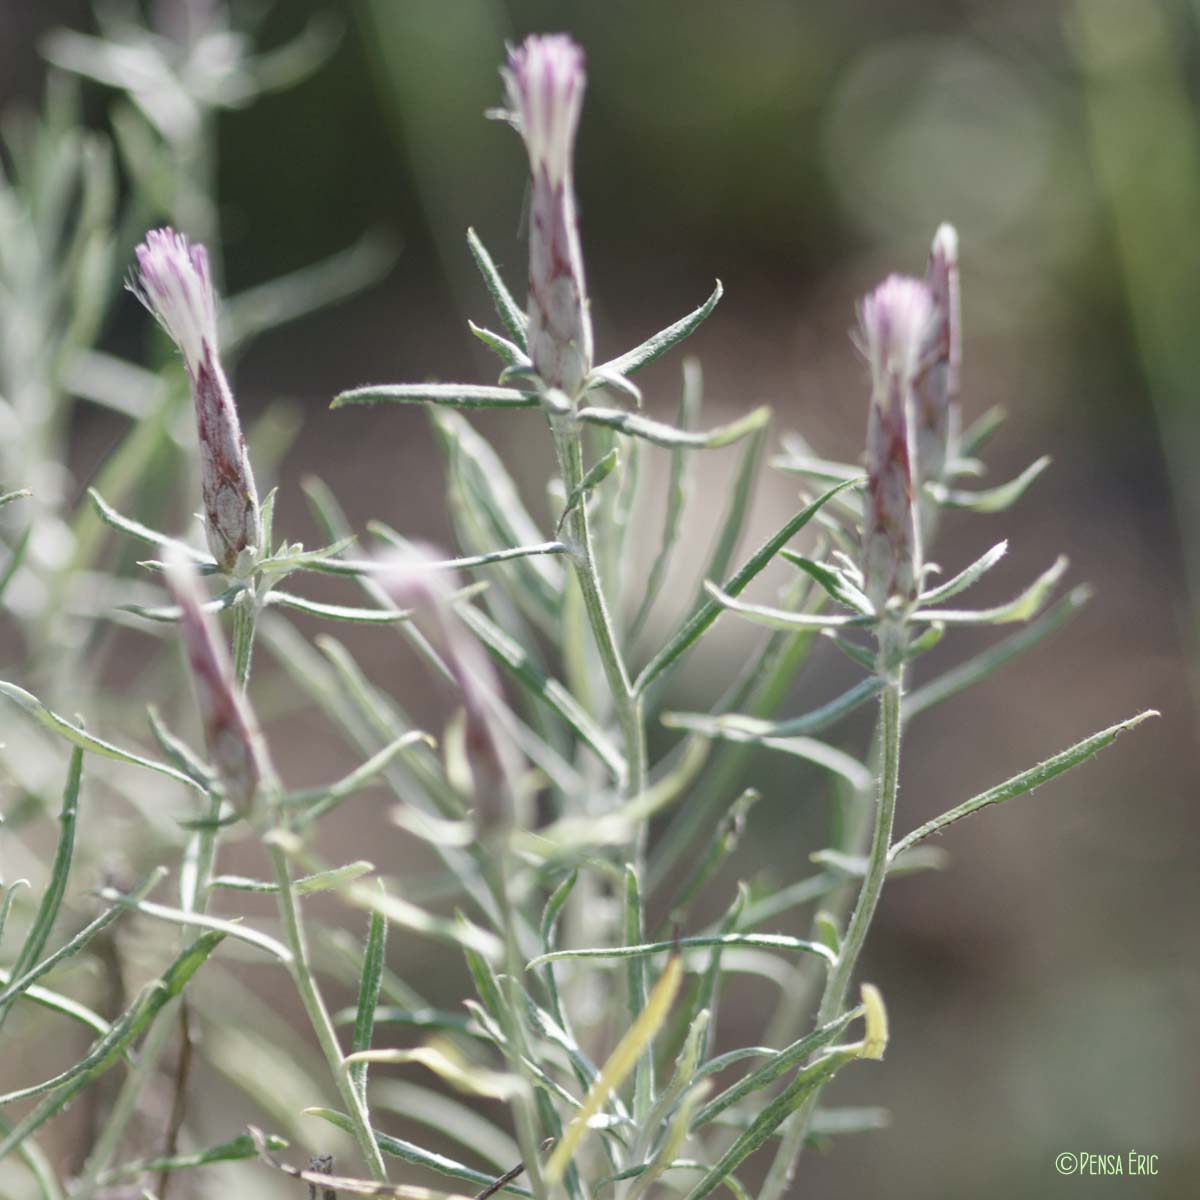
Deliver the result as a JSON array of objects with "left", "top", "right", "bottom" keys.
[{"left": 0, "top": 21, "right": 1153, "bottom": 1200}]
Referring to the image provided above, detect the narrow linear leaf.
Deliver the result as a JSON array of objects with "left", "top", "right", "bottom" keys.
[
  {"left": 264, "top": 591, "right": 414, "bottom": 624},
  {"left": 912, "top": 555, "right": 1068, "bottom": 625},
  {"left": 929, "top": 455, "right": 1050, "bottom": 512},
  {"left": 470, "top": 321, "right": 529, "bottom": 368},
  {"left": 0, "top": 870, "right": 165, "bottom": 1009},
  {"left": 455, "top": 603, "right": 625, "bottom": 781},
  {"left": 637, "top": 477, "right": 862, "bottom": 691},
  {"left": 467, "top": 227, "right": 528, "bottom": 348},
  {"left": 528, "top": 933, "right": 834, "bottom": 970},
  {"left": 544, "top": 955, "right": 684, "bottom": 1184},
  {"left": 211, "top": 861, "right": 375, "bottom": 896},
  {"left": 351, "top": 907, "right": 388, "bottom": 1100},
  {"left": 0, "top": 750, "right": 83, "bottom": 1025},
  {"left": 957, "top": 404, "right": 1007, "bottom": 457},
  {"left": 577, "top": 404, "right": 769, "bottom": 450},
  {"left": 0, "top": 930, "right": 225, "bottom": 1109},
  {"left": 87, "top": 489, "right": 211, "bottom": 563},
  {"left": 690, "top": 1009, "right": 859, "bottom": 1132},
  {"left": 779, "top": 552, "right": 874, "bottom": 615},
  {"left": 919, "top": 541, "right": 1007, "bottom": 605},
  {"left": 683, "top": 1049, "right": 860, "bottom": 1200},
  {"left": 904, "top": 586, "right": 1092, "bottom": 720},
  {"left": 0, "top": 489, "right": 32, "bottom": 508},
  {"left": 98, "top": 892, "right": 291, "bottom": 962},
  {"left": 891, "top": 711, "right": 1158, "bottom": 858},
  {"left": 597, "top": 282, "right": 722, "bottom": 377},
  {"left": 307, "top": 1109, "right": 533, "bottom": 1197},
  {"left": 663, "top": 675, "right": 885, "bottom": 742},
  {"left": 702, "top": 582, "right": 860, "bottom": 633},
  {"left": 0, "top": 682, "right": 202, "bottom": 793},
  {"left": 0, "top": 971, "right": 112, "bottom": 1039},
  {"left": 97, "top": 1133, "right": 289, "bottom": 1183},
  {"left": 629, "top": 358, "right": 702, "bottom": 640},
  {"left": 333, "top": 383, "right": 539, "bottom": 411}
]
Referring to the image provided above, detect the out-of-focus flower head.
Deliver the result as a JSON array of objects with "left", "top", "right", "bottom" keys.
[
  {"left": 132, "top": 228, "right": 262, "bottom": 573},
  {"left": 382, "top": 544, "right": 521, "bottom": 835}
]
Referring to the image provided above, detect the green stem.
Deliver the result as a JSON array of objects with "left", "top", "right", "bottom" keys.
[
  {"left": 550, "top": 414, "right": 646, "bottom": 800},
  {"left": 232, "top": 594, "right": 259, "bottom": 688},
  {"left": 757, "top": 659, "right": 903, "bottom": 1200},
  {"left": 267, "top": 840, "right": 387, "bottom": 1180}
]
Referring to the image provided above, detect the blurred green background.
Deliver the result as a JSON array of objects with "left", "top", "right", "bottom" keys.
[{"left": 3, "top": 0, "right": 1198, "bottom": 1196}]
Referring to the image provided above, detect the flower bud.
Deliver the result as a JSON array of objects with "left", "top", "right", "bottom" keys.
[
  {"left": 164, "top": 549, "right": 269, "bottom": 813},
  {"left": 382, "top": 545, "right": 521, "bottom": 836},
  {"left": 502, "top": 34, "right": 593, "bottom": 397},
  {"left": 133, "top": 228, "right": 262, "bottom": 573},
  {"left": 914, "top": 223, "right": 961, "bottom": 493},
  {"left": 858, "top": 274, "right": 937, "bottom": 612}
]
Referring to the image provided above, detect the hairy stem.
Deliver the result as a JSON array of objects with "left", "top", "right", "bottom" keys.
[
  {"left": 758, "top": 657, "right": 903, "bottom": 1200},
  {"left": 550, "top": 413, "right": 646, "bottom": 800},
  {"left": 268, "top": 839, "right": 387, "bottom": 1180}
]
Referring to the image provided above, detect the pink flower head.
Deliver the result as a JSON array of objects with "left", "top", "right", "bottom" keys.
[
  {"left": 164, "top": 549, "right": 269, "bottom": 814},
  {"left": 382, "top": 544, "right": 520, "bottom": 835},
  {"left": 133, "top": 228, "right": 261, "bottom": 572},
  {"left": 503, "top": 34, "right": 586, "bottom": 189},
  {"left": 857, "top": 274, "right": 936, "bottom": 612},
  {"left": 133, "top": 227, "right": 219, "bottom": 378},
  {"left": 502, "top": 35, "right": 593, "bottom": 395}
]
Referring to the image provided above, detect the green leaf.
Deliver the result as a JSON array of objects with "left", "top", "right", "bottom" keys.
[
  {"left": 333, "top": 383, "right": 539, "bottom": 410},
  {"left": 467, "top": 227, "right": 528, "bottom": 349},
  {"left": 528, "top": 933, "right": 834, "bottom": 970},
  {"left": 283, "top": 732, "right": 434, "bottom": 823},
  {"left": 96, "top": 1133, "right": 289, "bottom": 1184},
  {"left": 919, "top": 541, "right": 1007, "bottom": 605},
  {"left": 306, "top": 1108, "right": 533, "bottom": 1196},
  {"left": 350, "top": 906, "right": 387, "bottom": 1101},
  {"left": 912, "top": 556, "right": 1068, "bottom": 625},
  {"left": 0, "top": 871, "right": 165, "bottom": 1010},
  {"left": 699, "top": 421, "right": 769, "bottom": 607},
  {"left": 629, "top": 358, "right": 702, "bottom": 640},
  {"left": 701, "top": 582, "right": 861, "bottom": 634},
  {"left": 623, "top": 865, "right": 652, "bottom": 1119},
  {"left": 905, "top": 586, "right": 1093, "bottom": 720},
  {"left": 210, "top": 861, "right": 375, "bottom": 896},
  {"left": 0, "top": 970, "right": 112, "bottom": 1039},
  {"left": 0, "top": 489, "right": 32, "bottom": 509},
  {"left": 0, "top": 750, "right": 83, "bottom": 1027},
  {"left": 689, "top": 1010, "right": 859, "bottom": 1131},
  {"left": 264, "top": 591, "right": 414, "bottom": 624},
  {"left": 558, "top": 448, "right": 619, "bottom": 532},
  {"left": 957, "top": 404, "right": 1006, "bottom": 457},
  {"left": 597, "top": 282, "right": 722, "bottom": 377},
  {"left": 0, "top": 930, "right": 226, "bottom": 1110},
  {"left": 470, "top": 320, "right": 529, "bottom": 368},
  {"left": 779, "top": 552, "right": 873, "bottom": 615},
  {"left": 0, "top": 682, "right": 202, "bottom": 792},
  {"left": 0, "top": 881, "right": 30, "bottom": 955},
  {"left": 87, "top": 488, "right": 212, "bottom": 564},
  {"left": 682, "top": 1048, "right": 860, "bottom": 1200},
  {"left": 890, "top": 710, "right": 1158, "bottom": 859},
  {"left": 577, "top": 404, "right": 769, "bottom": 450},
  {"left": 636, "top": 477, "right": 862, "bottom": 691},
  {"left": 928, "top": 455, "right": 1050, "bottom": 513},
  {"left": 456, "top": 602, "right": 626, "bottom": 781}
]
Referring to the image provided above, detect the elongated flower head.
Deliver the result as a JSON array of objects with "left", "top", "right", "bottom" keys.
[
  {"left": 858, "top": 274, "right": 936, "bottom": 613},
  {"left": 382, "top": 545, "right": 521, "bottom": 836},
  {"left": 164, "top": 549, "right": 269, "bottom": 813},
  {"left": 133, "top": 228, "right": 261, "bottom": 573},
  {"left": 914, "top": 223, "right": 961, "bottom": 500},
  {"left": 502, "top": 34, "right": 593, "bottom": 396}
]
